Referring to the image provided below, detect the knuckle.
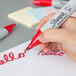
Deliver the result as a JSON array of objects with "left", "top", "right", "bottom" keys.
[
  {"left": 43, "top": 13, "right": 55, "bottom": 22},
  {"left": 41, "top": 17, "right": 47, "bottom": 24}
]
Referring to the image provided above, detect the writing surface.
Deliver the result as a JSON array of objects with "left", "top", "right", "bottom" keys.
[
  {"left": 28, "top": 45, "right": 76, "bottom": 76},
  {"left": 0, "top": 40, "right": 76, "bottom": 76},
  {"left": 0, "top": 41, "right": 31, "bottom": 76}
]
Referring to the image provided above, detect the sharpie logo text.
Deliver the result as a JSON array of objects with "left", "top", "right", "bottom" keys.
[{"left": 50, "top": 12, "right": 68, "bottom": 28}]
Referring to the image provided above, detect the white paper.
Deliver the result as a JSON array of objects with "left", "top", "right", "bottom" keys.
[
  {"left": 0, "top": 41, "right": 31, "bottom": 76},
  {"left": 29, "top": 45, "right": 76, "bottom": 76},
  {"left": 0, "top": 40, "right": 76, "bottom": 76}
]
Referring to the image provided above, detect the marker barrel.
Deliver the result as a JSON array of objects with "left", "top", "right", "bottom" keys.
[
  {"left": 40, "top": 1, "right": 76, "bottom": 32},
  {"left": 0, "top": 28, "right": 8, "bottom": 39},
  {"left": 33, "top": 0, "right": 69, "bottom": 8}
]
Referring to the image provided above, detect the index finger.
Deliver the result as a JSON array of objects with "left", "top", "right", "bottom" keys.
[{"left": 36, "top": 13, "right": 55, "bottom": 32}]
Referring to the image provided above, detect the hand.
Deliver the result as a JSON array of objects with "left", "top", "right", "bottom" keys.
[{"left": 36, "top": 13, "right": 76, "bottom": 61}]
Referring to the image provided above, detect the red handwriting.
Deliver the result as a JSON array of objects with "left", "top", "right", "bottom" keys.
[
  {"left": 37, "top": 50, "right": 65, "bottom": 56},
  {"left": 0, "top": 50, "right": 27, "bottom": 65},
  {"left": 0, "top": 49, "right": 65, "bottom": 65}
]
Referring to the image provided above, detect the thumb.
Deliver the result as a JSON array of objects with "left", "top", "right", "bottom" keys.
[{"left": 39, "top": 29, "right": 71, "bottom": 44}]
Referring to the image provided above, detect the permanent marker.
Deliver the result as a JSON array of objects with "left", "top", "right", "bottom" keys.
[
  {"left": 33, "top": 0, "right": 68, "bottom": 8},
  {"left": 26, "top": 0, "right": 76, "bottom": 50},
  {"left": 0, "top": 24, "right": 16, "bottom": 40}
]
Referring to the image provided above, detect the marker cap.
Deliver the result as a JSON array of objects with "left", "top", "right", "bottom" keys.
[
  {"left": 33, "top": 0, "right": 52, "bottom": 6},
  {"left": 4, "top": 24, "right": 16, "bottom": 33}
]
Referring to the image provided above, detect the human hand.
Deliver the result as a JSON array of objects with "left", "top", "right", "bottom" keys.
[{"left": 36, "top": 13, "right": 76, "bottom": 61}]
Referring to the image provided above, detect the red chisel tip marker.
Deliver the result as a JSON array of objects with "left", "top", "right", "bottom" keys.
[
  {"left": 26, "top": 0, "right": 76, "bottom": 51},
  {"left": 26, "top": 30, "right": 42, "bottom": 51},
  {"left": 0, "top": 24, "right": 16, "bottom": 40}
]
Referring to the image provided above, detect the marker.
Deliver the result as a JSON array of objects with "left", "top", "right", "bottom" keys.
[
  {"left": 0, "top": 24, "right": 16, "bottom": 40},
  {"left": 33, "top": 0, "right": 68, "bottom": 8},
  {"left": 26, "top": 0, "right": 76, "bottom": 50}
]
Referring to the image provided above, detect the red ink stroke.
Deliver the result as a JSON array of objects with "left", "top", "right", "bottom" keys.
[
  {"left": 37, "top": 50, "right": 65, "bottom": 56},
  {"left": 0, "top": 48, "right": 65, "bottom": 65},
  {"left": 0, "top": 50, "right": 27, "bottom": 65}
]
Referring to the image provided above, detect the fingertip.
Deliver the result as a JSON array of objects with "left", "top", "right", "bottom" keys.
[
  {"left": 43, "top": 47, "right": 50, "bottom": 53},
  {"left": 40, "top": 44, "right": 44, "bottom": 50},
  {"left": 40, "top": 43, "right": 46, "bottom": 49},
  {"left": 40, "top": 43, "right": 49, "bottom": 53}
]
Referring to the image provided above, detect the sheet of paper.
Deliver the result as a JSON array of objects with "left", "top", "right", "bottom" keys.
[
  {"left": 8, "top": 7, "right": 37, "bottom": 28},
  {"left": 1, "top": 40, "right": 76, "bottom": 76},
  {"left": 28, "top": 45, "right": 76, "bottom": 76},
  {"left": 0, "top": 41, "right": 31, "bottom": 76}
]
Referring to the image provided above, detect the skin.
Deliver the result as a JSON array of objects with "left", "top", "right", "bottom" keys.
[{"left": 36, "top": 13, "right": 76, "bottom": 61}]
